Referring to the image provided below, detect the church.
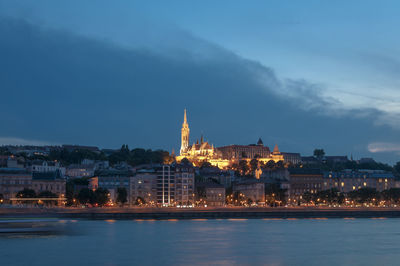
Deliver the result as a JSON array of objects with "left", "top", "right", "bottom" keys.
[{"left": 176, "top": 109, "right": 283, "bottom": 169}]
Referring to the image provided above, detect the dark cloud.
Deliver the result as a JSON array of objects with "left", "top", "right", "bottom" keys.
[{"left": 0, "top": 18, "right": 398, "bottom": 163}]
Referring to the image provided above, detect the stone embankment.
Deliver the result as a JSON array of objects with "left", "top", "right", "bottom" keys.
[{"left": 2, "top": 207, "right": 400, "bottom": 219}]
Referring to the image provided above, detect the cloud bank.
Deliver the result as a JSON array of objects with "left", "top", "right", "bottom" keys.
[
  {"left": 0, "top": 137, "right": 55, "bottom": 146},
  {"left": 368, "top": 142, "right": 400, "bottom": 154},
  {"left": 0, "top": 17, "right": 399, "bottom": 164}
]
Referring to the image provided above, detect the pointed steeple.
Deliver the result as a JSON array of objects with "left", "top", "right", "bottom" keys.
[
  {"left": 257, "top": 138, "right": 264, "bottom": 146},
  {"left": 183, "top": 108, "right": 188, "bottom": 125},
  {"left": 273, "top": 144, "right": 280, "bottom": 155},
  {"left": 200, "top": 134, "right": 204, "bottom": 144},
  {"left": 180, "top": 109, "right": 190, "bottom": 155}
]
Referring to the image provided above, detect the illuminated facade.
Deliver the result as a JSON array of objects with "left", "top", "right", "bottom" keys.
[{"left": 176, "top": 110, "right": 283, "bottom": 169}]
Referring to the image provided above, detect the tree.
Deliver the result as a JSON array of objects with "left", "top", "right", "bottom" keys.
[
  {"left": 77, "top": 188, "right": 95, "bottom": 205},
  {"left": 313, "top": 149, "right": 325, "bottom": 160},
  {"left": 116, "top": 187, "right": 128, "bottom": 206},
  {"left": 232, "top": 191, "right": 246, "bottom": 206},
  {"left": 238, "top": 160, "right": 249, "bottom": 176},
  {"left": 265, "top": 183, "right": 287, "bottom": 206},
  {"left": 382, "top": 188, "right": 400, "bottom": 204},
  {"left": 0, "top": 147, "right": 11, "bottom": 155},
  {"left": 180, "top": 157, "right": 191, "bottom": 165},
  {"left": 94, "top": 188, "right": 110, "bottom": 206},
  {"left": 16, "top": 188, "right": 36, "bottom": 198},
  {"left": 314, "top": 188, "right": 343, "bottom": 205},
  {"left": 394, "top": 161, "right": 400, "bottom": 177},
  {"left": 135, "top": 196, "right": 145, "bottom": 205},
  {"left": 249, "top": 158, "right": 259, "bottom": 173},
  {"left": 16, "top": 188, "right": 37, "bottom": 204},
  {"left": 200, "top": 161, "right": 213, "bottom": 169},
  {"left": 38, "top": 191, "right": 58, "bottom": 206},
  {"left": 302, "top": 191, "right": 313, "bottom": 204},
  {"left": 265, "top": 160, "right": 276, "bottom": 169},
  {"left": 275, "top": 160, "right": 285, "bottom": 169},
  {"left": 348, "top": 188, "right": 379, "bottom": 205}
]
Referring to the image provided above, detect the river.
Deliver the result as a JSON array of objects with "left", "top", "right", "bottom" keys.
[{"left": 1, "top": 218, "right": 399, "bottom": 265}]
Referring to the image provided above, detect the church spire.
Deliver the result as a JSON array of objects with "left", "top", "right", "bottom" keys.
[
  {"left": 184, "top": 108, "right": 188, "bottom": 125},
  {"left": 180, "top": 109, "right": 190, "bottom": 156}
]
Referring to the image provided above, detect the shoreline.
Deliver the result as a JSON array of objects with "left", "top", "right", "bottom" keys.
[{"left": 2, "top": 207, "right": 400, "bottom": 219}]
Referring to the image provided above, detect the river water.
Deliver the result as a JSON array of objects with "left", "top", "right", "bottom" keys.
[{"left": 1, "top": 218, "right": 400, "bottom": 266}]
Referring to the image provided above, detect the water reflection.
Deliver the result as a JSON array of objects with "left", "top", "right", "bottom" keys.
[{"left": 1, "top": 218, "right": 400, "bottom": 266}]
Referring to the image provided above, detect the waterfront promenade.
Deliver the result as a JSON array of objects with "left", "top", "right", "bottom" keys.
[{"left": 2, "top": 207, "right": 400, "bottom": 219}]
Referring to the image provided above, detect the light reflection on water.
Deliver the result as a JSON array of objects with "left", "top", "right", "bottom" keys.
[{"left": 1, "top": 218, "right": 400, "bottom": 266}]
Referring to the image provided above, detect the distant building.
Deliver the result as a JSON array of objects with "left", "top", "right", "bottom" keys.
[
  {"left": 97, "top": 169, "right": 132, "bottom": 203},
  {"left": 174, "top": 161, "right": 195, "bottom": 206},
  {"left": 6, "top": 156, "right": 25, "bottom": 169},
  {"left": 6, "top": 145, "right": 51, "bottom": 157},
  {"left": 66, "top": 164, "right": 95, "bottom": 178},
  {"left": 0, "top": 155, "right": 9, "bottom": 167},
  {"left": 325, "top": 156, "right": 349, "bottom": 164},
  {"left": 323, "top": 170, "right": 395, "bottom": 192},
  {"left": 0, "top": 168, "right": 32, "bottom": 202},
  {"left": 81, "top": 159, "right": 109, "bottom": 170},
  {"left": 281, "top": 152, "right": 302, "bottom": 165},
  {"left": 260, "top": 168, "right": 290, "bottom": 181},
  {"left": 301, "top": 156, "right": 320, "bottom": 165},
  {"left": 233, "top": 180, "right": 265, "bottom": 203},
  {"left": 31, "top": 171, "right": 66, "bottom": 196},
  {"left": 199, "top": 167, "right": 235, "bottom": 188},
  {"left": 0, "top": 169, "right": 65, "bottom": 202},
  {"left": 130, "top": 169, "right": 158, "bottom": 204},
  {"left": 131, "top": 162, "right": 196, "bottom": 207},
  {"left": 204, "top": 183, "right": 225, "bottom": 207},
  {"left": 288, "top": 168, "right": 324, "bottom": 200},
  {"left": 29, "top": 160, "right": 66, "bottom": 176}
]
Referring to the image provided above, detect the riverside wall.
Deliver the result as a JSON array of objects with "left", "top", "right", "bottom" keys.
[{"left": 2, "top": 207, "right": 400, "bottom": 219}]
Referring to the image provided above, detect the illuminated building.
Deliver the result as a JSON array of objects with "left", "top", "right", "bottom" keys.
[
  {"left": 233, "top": 180, "right": 265, "bottom": 204},
  {"left": 288, "top": 168, "right": 324, "bottom": 200},
  {"left": 176, "top": 109, "right": 283, "bottom": 168},
  {"left": 130, "top": 169, "right": 158, "bottom": 205},
  {"left": 323, "top": 170, "right": 395, "bottom": 192},
  {"left": 204, "top": 183, "right": 226, "bottom": 207}
]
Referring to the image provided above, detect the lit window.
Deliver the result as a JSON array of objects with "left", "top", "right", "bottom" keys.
[
  {"left": 341, "top": 182, "right": 344, "bottom": 187},
  {"left": 363, "top": 182, "right": 367, "bottom": 187},
  {"left": 352, "top": 186, "right": 356, "bottom": 190}
]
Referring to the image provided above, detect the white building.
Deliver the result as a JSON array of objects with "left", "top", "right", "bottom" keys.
[{"left": 29, "top": 160, "right": 66, "bottom": 176}]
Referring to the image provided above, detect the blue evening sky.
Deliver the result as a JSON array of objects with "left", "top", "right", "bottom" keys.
[{"left": 0, "top": 1, "right": 399, "bottom": 163}]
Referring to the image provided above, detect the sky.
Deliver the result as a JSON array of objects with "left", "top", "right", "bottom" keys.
[{"left": 0, "top": 0, "right": 399, "bottom": 164}]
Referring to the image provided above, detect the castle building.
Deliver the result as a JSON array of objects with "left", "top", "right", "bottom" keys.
[{"left": 176, "top": 109, "right": 284, "bottom": 169}]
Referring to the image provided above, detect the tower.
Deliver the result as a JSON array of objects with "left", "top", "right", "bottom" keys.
[{"left": 180, "top": 109, "right": 190, "bottom": 155}]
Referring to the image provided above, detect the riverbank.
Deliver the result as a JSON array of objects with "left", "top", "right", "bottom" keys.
[{"left": 2, "top": 207, "right": 400, "bottom": 219}]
